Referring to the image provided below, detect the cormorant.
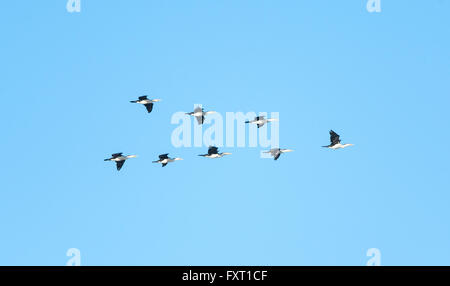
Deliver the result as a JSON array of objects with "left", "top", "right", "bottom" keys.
[
  {"left": 104, "top": 153, "right": 137, "bottom": 171},
  {"left": 198, "top": 146, "right": 232, "bottom": 159},
  {"left": 152, "top": 153, "right": 183, "bottom": 167}
]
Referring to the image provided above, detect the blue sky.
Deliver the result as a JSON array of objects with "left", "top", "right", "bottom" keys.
[{"left": 1, "top": 0, "right": 449, "bottom": 266}]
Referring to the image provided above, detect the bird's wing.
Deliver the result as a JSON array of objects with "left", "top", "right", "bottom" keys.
[
  {"left": 257, "top": 122, "right": 265, "bottom": 128},
  {"left": 139, "top": 96, "right": 148, "bottom": 100},
  {"left": 195, "top": 115, "right": 204, "bottom": 125},
  {"left": 162, "top": 163, "right": 167, "bottom": 167},
  {"left": 330, "top": 130, "right": 341, "bottom": 145},
  {"left": 271, "top": 148, "right": 280, "bottom": 156},
  {"left": 116, "top": 160, "right": 125, "bottom": 171},
  {"left": 274, "top": 152, "right": 281, "bottom": 160},
  {"left": 194, "top": 106, "right": 203, "bottom": 113},
  {"left": 112, "top": 153, "right": 123, "bottom": 158},
  {"left": 208, "top": 146, "right": 219, "bottom": 155},
  {"left": 144, "top": 103, "right": 154, "bottom": 113},
  {"left": 159, "top": 154, "right": 169, "bottom": 160}
]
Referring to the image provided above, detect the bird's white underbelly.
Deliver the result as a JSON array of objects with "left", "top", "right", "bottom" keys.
[
  {"left": 139, "top": 100, "right": 151, "bottom": 104},
  {"left": 251, "top": 120, "right": 265, "bottom": 124},
  {"left": 331, "top": 144, "right": 344, "bottom": 149}
]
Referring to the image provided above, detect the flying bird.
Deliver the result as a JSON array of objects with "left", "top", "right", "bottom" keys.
[
  {"left": 130, "top": 96, "right": 161, "bottom": 113},
  {"left": 322, "top": 130, "right": 354, "bottom": 149},
  {"left": 263, "top": 148, "right": 294, "bottom": 160},
  {"left": 152, "top": 153, "right": 183, "bottom": 167},
  {"left": 245, "top": 115, "right": 278, "bottom": 128},
  {"left": 198, "top": 146, "right": 232, "bottom": 159},
  {"left": 186, "top": 106, "right": 216, "bottom": 125},
  {"left": 104, "top": 153, "right": 137, "bottom": 171}
]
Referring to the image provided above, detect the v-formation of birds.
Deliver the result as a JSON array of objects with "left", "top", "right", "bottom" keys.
[{"left": 105, "top": 95, "right": 354, "bottom": 171}]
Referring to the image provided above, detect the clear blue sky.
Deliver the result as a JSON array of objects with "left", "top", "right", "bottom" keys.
[{"left": 1, "top": 0, "right": 449, "bottom": 266}]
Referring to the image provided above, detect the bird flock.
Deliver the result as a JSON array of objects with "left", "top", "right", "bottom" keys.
[{"left": 104, "top": 95, "right": 354, "bottom": 171}]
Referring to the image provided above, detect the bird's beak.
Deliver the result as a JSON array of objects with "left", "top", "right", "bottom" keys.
[
  {"left": 128, "top": 155, "right": 137, "bottom": 158},
  {"left": 223, "top": 152, "right": 232, "bottom": 155},
  {"left": 282, "top": 149, "right": 294, "bottom": 153},
  {"left": 268, "top": 118, "right": 279, "bottom": 122},
  {"left": 175, "top": 158, "right": 183, "bottom": 161},
  {"left": 152, "top": 99, "right": 161, "bottom": 102}
]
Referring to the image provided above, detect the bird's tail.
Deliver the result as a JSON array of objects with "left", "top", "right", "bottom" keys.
[
  {"left": 104, "top": 159, "right": 111, "bottom": 161},
  {"left": 152, "top": 161, "right": 158, "bottom": 163},
  {"left": 130, "top": 100, "right": 138, "bottom": 103},
  {"left": 321, "top": 146, "right": 329, "bottom": 148},
  {"left": 245, "top": 121, "right": 250, "bottom": 123}
]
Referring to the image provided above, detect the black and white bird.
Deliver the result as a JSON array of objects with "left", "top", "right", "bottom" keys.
[
  {"left": 152, "top": 153, "right": 183, "bottom": 167},
  {"left": 104, "top": 153, "right": 137, "bottom": 171},
  {"left": 322, "top": 130, "right": 354, "bottom": 149},
  {"left": 198, "top": 146, "right": 232, "bottom": 159},
  {"left": 186, "top": 106, "right": 216, "bottom": 125},
  {"left": 245, "top": 115, "right": 278, "bottom": 128},
  {"left": 263, "top": 148, "right": 294, "bottom": 160},
  {"left": 130, "top": 96, "right": 161, "bottom": 113}
]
